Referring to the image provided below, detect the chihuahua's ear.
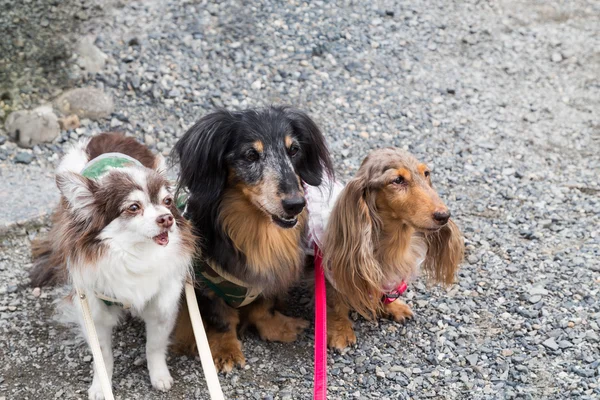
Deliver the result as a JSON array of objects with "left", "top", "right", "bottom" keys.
[
  {"left": 283, "top": 107, "right": 334, "bottom": 186},
  {"left": 153, "top": 154, "right": 168, "bottom": 177},
  {"left": 56, "top": 172, "right": 97, "bottom": 220},
  {"left": 171, "top": 110, "right": 236, "bottom": 207}
]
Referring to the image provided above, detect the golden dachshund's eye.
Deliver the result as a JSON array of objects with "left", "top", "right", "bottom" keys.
[
  {"left": 392, "top": 176, "right": 405, "bottom": 185},
  {"left": 424, "top": 171, "right": 430, "bottom": 178}
]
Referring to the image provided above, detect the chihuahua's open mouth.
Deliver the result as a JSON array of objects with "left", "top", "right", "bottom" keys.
[{"left": 153, "top": 231, "right": 169, "bottom": 246}]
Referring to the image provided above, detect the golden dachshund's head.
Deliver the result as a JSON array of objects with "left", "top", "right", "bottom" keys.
[
  {"left": 358, "top": 148, "right": 451, "bottom": 232},
  {"left": 323, "top": 147, "right": 464, "bottom": 319}
]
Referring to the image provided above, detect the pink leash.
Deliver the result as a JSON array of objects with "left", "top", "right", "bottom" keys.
[{"left": 313, "top": 244, "right": 327, "bottom": 400}]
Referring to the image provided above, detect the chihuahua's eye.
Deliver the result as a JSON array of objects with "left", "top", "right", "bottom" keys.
[
  {"left": 392, "top": 176, "right": 405, "bottom": 185},
  {"left": 424, "top": 171, "right": 430, "bottom": 178},
  {"left": 164, "top": 197, "right": 173, "bottom": 206},
  {"left": 127, "top": 204, "right": 140, "bottom": 213},
  {"left": 288, "top": 144, "right": 300, "bottom": 157},
  {"left": 245, "top": 149, "right": 260, "bottom": 162}
]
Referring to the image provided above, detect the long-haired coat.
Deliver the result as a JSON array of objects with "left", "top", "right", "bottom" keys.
[
  {"left": 29, "top": 133, "right": 196, "bottom": 398},
  {"left": 171, "top": 106, "right": 334, "bottom": 371},
  {"left": 322, "top": 147, "right": 464, "bottom": 350}
]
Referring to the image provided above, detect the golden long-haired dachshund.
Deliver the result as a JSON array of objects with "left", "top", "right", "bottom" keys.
[{"left": 321, "top": 147, "right": 464, "bottom": 350}]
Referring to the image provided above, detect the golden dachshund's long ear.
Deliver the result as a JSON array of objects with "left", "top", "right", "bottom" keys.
[
  {"left": 322, "top": 177, "right": 383, "bottom": 320},
  {"left": 422, "top": 219, "right": 464, "bottom": 285}
]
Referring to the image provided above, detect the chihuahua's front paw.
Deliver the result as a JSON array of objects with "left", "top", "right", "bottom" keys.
[
  {"left": 150, "top": 369, "right": 174, "bottom": 391},
  {"left": 88, "top": 383, "right": 105, "bottom": 400}
]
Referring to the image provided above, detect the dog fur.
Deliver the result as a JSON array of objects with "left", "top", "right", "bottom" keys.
[
  {"left": 322, "top": 147, "right": 464, "bottom": 350},
  {"left": 29, "top": 133, "right": 196, "bottom": 399},
  {"left": 170, "top": 106, "right": 333, "bottom": 372}
]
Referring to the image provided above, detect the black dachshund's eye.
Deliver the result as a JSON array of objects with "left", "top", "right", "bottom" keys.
[
  {"left": 245, "top": 149, "right": 260, "bottom": 162},
  {"left": 392, "top": 176, "right": 405, "bottom": 185},
  {"left": 424, "top": 171, "right": 430, "bottom": 178},
  {"left": 288, "top": 144, "right": 300, "bottom": 157}
]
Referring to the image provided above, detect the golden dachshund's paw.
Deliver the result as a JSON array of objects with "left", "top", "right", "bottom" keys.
[
  {"left": 256, "top": 312, "right": 309, "bottom": 343},
  {"left": 327, "top": 320, "right": 357, "bottom": 351},
  {"left": 384, "top": 301, "right": 414, "bottom": 322}
]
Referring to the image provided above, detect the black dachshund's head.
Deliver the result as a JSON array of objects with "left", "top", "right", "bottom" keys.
[{"left": 173, "top": 106, "right": 334, "bottom": 229}]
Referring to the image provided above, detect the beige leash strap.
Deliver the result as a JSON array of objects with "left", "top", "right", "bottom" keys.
[
  {"left": 184, "top": 281, "right": 225, "bottom": 400},
  {"left": 75, "top": 287, "right": 115, "bottom": 400}
]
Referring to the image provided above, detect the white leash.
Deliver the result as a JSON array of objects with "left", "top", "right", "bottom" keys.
[
  {"left": 185, "top": 280, "right": 225, "bottom": 400},
  {"left": 75, "top": 282, "right": 224, "bottom": 399},
  {"left": 76, "top": 287, "right": 115, "bottom": 400}
]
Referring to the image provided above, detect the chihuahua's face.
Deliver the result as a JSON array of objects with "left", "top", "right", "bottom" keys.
[{"left": 57, "top": 167, "right": 180, "bottom": 247}]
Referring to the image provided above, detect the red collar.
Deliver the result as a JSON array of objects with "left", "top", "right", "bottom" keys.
[{"left": 382, "top": 281, "right": 408, "bottom": 304}]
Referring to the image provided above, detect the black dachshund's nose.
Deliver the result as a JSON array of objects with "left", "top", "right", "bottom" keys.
[
  {"left": 282, "top": 196, "right": 306, "bottom": 216},
  {"left": 433, "top": 211, "right": 450, "bottom": 225}
]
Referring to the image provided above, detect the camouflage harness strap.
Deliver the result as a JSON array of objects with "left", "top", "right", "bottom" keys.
[{"left": 194, "top": 259, "right": 263, "bottom": 308}]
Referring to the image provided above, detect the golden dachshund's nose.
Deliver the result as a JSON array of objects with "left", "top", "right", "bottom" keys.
[{"left": 433, "top": 211, "right": 450, "bottom": 225}]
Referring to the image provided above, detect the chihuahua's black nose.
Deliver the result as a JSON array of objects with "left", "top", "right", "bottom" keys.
[
  {"left": 282, "top": 196, "right": 306, "bottom": 216},
  {"left": 156, "top": 214, "right": 174, "bottom": 228},
  {"left": 433, "top": 211, "right": 450, "bottom": 225}
]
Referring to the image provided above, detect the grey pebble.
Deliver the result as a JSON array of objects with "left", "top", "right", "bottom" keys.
[{"left": 14, "top": 152, "right": 34, "bottom": 164}]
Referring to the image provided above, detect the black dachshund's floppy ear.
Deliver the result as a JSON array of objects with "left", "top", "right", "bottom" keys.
[
  {"left": 171, "top": 110, "right": 236, "bottom": 206},
  {"left": 283, "top": 107, "right": 334, "bottom": 186}
]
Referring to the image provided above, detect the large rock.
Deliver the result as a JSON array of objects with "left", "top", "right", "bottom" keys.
[
  {"left": 76, "top": 35, "right": 108, "bottom": 74},
  {"left": 4, "top": 106, "right": 60, "bottom": 148},
  {"left": 54, "top": 88, "right": 114, "bottom": 120}
]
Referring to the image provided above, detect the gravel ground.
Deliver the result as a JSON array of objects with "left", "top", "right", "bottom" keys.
[{"left": 1, "top": 0, "right": 599, "bottom": 399}]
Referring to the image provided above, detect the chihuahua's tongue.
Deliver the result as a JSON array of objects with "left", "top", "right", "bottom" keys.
[{"left": 153, "top": 231, "right": 169, "bottom": 246}]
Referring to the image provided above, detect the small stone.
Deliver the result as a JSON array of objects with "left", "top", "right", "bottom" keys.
[
  {"left": 15, "top": 152, "right": 34, "bottom": 164},
  {"left": 32, "top": 287, "right": 41, "bottom": 297},
  {"left": 110, "top": 118, "right": 123, "bottom": 128},
  {"left": 585, "top": 330, "right": 599, "bottom": 342},
  {"left": 5, "top": 106, "right": 60, "bottom": 148},
  {"left": 55, "top": 88, "right": 114, "bottom": 121},
  {"left": 133, "top": 357, "right": 144, "bottom": 366},
  {"left": 529, "top": 287, "right": 549, "bottom": 296},
  {"left": 168, "top": 88, "right": 181, "bottom": 98},
  {"left": 76, "top": 35, "right": 107, "bottom": 74},
  {"left": 58, "top": 115, "right": 80, "bottom": 131},
  {"left": 432, "top": 96, "right": 443, "bottom": 104},
  {"left": 0, "top": 135, "right": 6, "bottom": 145},
  {"left": 251, "top": 80, "right": 262, "bottom": 90},
  {"left": 359, "top": 131, "right": 369, "bottom": 139},
  {"left": 467, "top": 255, "right": 479, "bottom": 264},
  {"left": 529, "top": 295, "right": 542, "bottom": 304},
  {"left": 502, "top": 349, "right": 514, "bottom": 357},
  {"left": 144, "top": 134, "right": 156, "bottom": 147},
  {"left": 432, "top": 120, "right": 441, "bottom": 127},
  {"left": 558, "top": 340, "right": 572, "bottom": 349},
  {"left": 502, "top": 168, "right": 516, "bottom": 176},
  {"left": 466, "top": 354, "right": 478, "bottom": 366},
  {"left": 542, "top": 338, "right": 559, "bottom": 351},
  {"left": 551, "top": 52, "right": 562, "bottom": 63},
  {"left": 83, "top": 355, "right": 92, "bottom": 362}
]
